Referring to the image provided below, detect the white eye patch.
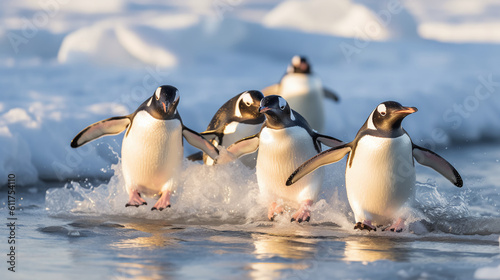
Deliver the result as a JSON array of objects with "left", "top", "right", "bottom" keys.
[
  {"left": 174, "top": 89, "right": 179, "bottom": 102},
  {"left": 242, "top": 92, "right": 253, "bottom": 106},
  {"left": 155, "top": 87, "right": 162, "bottom": 100},
  {"left": 278, "top": 97, "right": 287, "bottom": 110},
  {"left": 377, "top": 104, "right": 387, "bottom": 116},
  {"left": 292, "top": 55, "right": 301, "bottom": 67},
  {"left": 235, "top": 93, "right": 250, "bottom": 117}
]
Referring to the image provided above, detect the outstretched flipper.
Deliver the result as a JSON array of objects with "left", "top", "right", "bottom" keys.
[
  {"left": 182, "top": 126, "right": 220, "bottom": 160},
  {"left": 315, "top": 134, "right": 343, "bottom": 149},
  {"left": 412, "top": 144, "right": 463, "bottom": 187},
  {"left": 287, "top": 144, "right": 351, "bottom": 186},
  {"left": 323, "top": 87, "right": 340, "bottom": 102},
  {"left": 261, "top": 84, "right": 279, "bottom": 96},
  {"left": 226, "top": 134, "right": 260, "bottom": 159},
  {"left": 71, "top": 116, "right": 131, "bottom": 148},
  {"left": 186, "top": 130, "right": 221, "bottom": 161}
]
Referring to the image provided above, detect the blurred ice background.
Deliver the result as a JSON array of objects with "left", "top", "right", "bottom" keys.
[{"left": 0, "top": 0, "right": 498, "bottom": 186}]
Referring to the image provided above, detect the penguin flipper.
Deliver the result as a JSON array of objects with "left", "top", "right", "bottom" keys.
[
  {"left": 71, "top": 116, "right": 131, "bottom": 148},
  {"left": 412, "top": 145, "right": 463, "bottom": 187},
  {"left": 261, "top": 84, "right": 279, "bottom": 96},
  {"left": 200, "top": 130, "right": 219, "bottom": 141},
  {"left": 187, "top": 151, "right": 203, "bottom": 162},
  {"left": 286, "top": 144, "right": 351, "bottom": 186},
  {"left": 315, "top": 134, "right": 344, "bottom": 148},
  {"left": 226, "top": 134, "right": 260, "bottom": 158},
  {"left": 182, "top": 126, "right": 220, "bottom": 160},
  {"left": 323, "top": 87, "right": 340, "bottom": 102}
]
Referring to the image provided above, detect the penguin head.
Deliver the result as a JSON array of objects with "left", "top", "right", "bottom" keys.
[
  {"left": 235, "top": 90, "right": 265, "bottom": 120},
  {"left": 287, "top": 55, "right": 311, "bottom": 74},
  {"left": 259, "top": 95, "right": 296, "bottom": 129},
  {"left": 367, "top": 101, "right": 418, "bottom": 131},
  {"left": 148, "top": 85, "right": 180, "bottom": 119}
]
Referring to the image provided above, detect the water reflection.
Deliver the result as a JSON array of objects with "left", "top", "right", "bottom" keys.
[
  {"left": 249, "top": 232, "right": 317, "bottom": 279},
  {"left": 343, "top": 237, "right": 406, "bottom": 262},
  {"left": 109, "top": 222, "right": 179, "bottom": 279},
  {"left": 113, "top": 262, "right": 164, "bottom": 280},
  {"left": 110, "top": 222, "right": 178, "bottom": 249}
]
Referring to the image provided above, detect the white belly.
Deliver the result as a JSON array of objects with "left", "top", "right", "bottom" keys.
[
  {"left": 121, "top": 111, "right": 183, "bottom": 196},
  {"left": 280, "top": 74, "right": 324, "bottom": 131},
  {"left": 346, "top": 134, "right": 415, "bottom": 225},
  {"left": 256, "top": 126, "right": 323, "bottom": 205}
]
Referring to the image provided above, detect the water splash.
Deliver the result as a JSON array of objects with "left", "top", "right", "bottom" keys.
[
  {"left": 44, "top": 156, "right": 352, "bottom": 226},
  {"left": 45, "top": 159, "right": 500, "bottom": 235},
  {"left": 409, "top": 180, "right": 500, "bottom": 235}
]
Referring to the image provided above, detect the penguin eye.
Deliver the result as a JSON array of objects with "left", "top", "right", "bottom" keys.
[
  {"left": 380, "top": 111, "right": 386, "bottom": 116},
  {"left": 280, "top": 105, "right": 286, "bottom": 110}
]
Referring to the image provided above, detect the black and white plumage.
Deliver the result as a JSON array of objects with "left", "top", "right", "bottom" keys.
[
  {"left": 287, "top": 101, "right": 462, "bottom": 231},
  {"left": 71, "top": 85, "right": 220, "bottom": 210},
  {"left": 227, "top": 95, "right": 343, "bottom": 222},
  {"left": 187, "top": 90, "right": 265, "bottom": 168},
  {"left": 261, "top": 55, "right": 340, "bottom": 132}
]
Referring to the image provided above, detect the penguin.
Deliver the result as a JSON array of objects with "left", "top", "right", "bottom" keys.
[
  {"left": 71, "top": 85, "right": 221, "bottom": 210},
  {"left": 261, "top": 55, "right": 340, "bottom": 132},
  {"left": 286, "top": 101, "right": 463, "bottom": 231},
  {"left": 226, "top": 95, "right": 343, "bottom": 222},
  {"left": 187, "top": 90, "right": 265, "bottom": 168}
]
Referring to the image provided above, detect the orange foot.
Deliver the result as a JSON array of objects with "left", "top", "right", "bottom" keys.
[
  {"left": 383, "top": 218, "right": 405, "bottom": 233},
  {"left": 268, "top": 201, "right": 284, "bottom": 221},
  {"left": 354, "top": 220, "right": 376, "bottom": 231},
  {"left": 125, "top": 190, "right": 147, "bottom": 207},
  {"left": 151, "top": 190, "right": 172, "bottom": 211},
  {"left": 291, "top": 199, "right": 313, "bottom": 223}
]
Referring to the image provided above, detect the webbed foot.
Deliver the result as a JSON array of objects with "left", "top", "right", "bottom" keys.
[
  {"left": 382, "top": 218, "right": 405, "bottom": 233},
  {"left": 268, "top": 202, "right": 284, "bottom": 221},
  {"left": 354, "top": 221, "right": 376, "bottom": 231},
  {"left": 291, "top": 199, "right": 313, "bottom": 223},
  {"left": 125, "top": 190, "right": 147, "bottom": 207},
  {"left": 151, "top": 190, "right": 172, "bottom": 211}
]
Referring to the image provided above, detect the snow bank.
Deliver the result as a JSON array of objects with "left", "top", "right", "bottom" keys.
[
  {"left": 58, "top": 23, "right": 141, "bottom": 67},
  {"left": 57, "top": 14, "right": 203, "bottom": 68},
  {"left": 406, "top": 0, "right": 500, "bottom": 43},
  {"left": 419, "top": 22, "right": 500, "bottom": 43},
  {"left": 263, "top": 0, "right": 419, "bottom": 41}
]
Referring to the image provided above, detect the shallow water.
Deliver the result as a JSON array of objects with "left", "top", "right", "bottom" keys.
[{"left": 2, "top": 143, "right": 500, "bottom": 280}]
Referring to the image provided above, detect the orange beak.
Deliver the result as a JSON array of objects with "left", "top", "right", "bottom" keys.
[
  {"left": 259, "top": 107, "right": 270, "bottom": 113},
  {"left": 396, "top": 106, "right": 418, "bottom": 114},
  {"left": 162, "top": 102, "right": 167, "bottom": 113}
]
